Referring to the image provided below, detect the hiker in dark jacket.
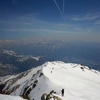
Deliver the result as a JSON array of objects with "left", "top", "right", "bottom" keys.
[{"left": 61, "top": 89, "right": 64, "bottom": 96}]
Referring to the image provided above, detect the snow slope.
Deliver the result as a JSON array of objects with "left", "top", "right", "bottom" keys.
[
  {"left": 0, "top": 61, "right": 100, "bottom": 100},
  {"left": 0, "top": 94, "right": 26, "bottom": 100}
]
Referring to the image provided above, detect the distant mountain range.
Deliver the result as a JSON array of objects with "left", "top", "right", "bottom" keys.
[
  {"left": 0, "top": 61, "right": 100, "bottom": 100},
  {"left": 0, "top": 40, "right": 100, "bottom": 76},
  {"left": 0, "top": 49, "right": 49, "bottom": 76},
  {"left": 0, "top": 40, "right": 100, "bottom": 71}
]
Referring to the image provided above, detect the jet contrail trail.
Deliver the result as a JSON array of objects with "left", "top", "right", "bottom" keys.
[{"left": 54, "top": 0, "right": 65, "bottom": 21}]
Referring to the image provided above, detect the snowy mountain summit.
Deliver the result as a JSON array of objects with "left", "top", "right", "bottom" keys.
[{"left": 0, "top": 61, "right": 100, "bottom": 100}]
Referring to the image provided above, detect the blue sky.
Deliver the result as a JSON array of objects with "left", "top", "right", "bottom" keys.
[{"left": 0, "top": 0, "right": 100, "bottom": 42}]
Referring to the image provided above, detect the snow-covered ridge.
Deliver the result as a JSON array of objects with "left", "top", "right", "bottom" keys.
[
  {"left": 0, "top": 94, "right": 26, "bottom": 100},
  {"left": 0, "top": 61, "right": 100, "bottom": 100},
  {"left": 16, "top": 55, "right": 40, "bottom": 62},
  {"left": 2, "top": 49, "right": 40, "bottom": 61},
  {"left": 2, "top": 49, "right": 16, "bottom": 56}
]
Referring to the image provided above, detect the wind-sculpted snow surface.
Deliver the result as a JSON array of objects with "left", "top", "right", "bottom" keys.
[
  {"left": 0, "top": 94, "right": 26, "bottom": 100},
  {"left": 0, "top": 61, "right": 100, "bottom": 100}
]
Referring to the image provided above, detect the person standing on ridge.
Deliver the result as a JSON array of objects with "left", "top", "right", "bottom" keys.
[{"left": 61, "top": 89, "right": 64, "bottom": 96}]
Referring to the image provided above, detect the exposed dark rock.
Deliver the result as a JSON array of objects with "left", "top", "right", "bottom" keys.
[
  {"left": 39, "top": 72, "right": 43, "bottom": 77},
  {"left": 0, "top": 84, "right": 5, "bottom": 94},
  {"left": 3, "top": 85, "right": 20, "bottom": 95},
  {"left": 41, "top": 90, "right": 62, "bottom": 100},
  {"left": 80, "top": 67, "right": 84, "bottom": 71},
  {"left": 41, "top": 93, "right": 47, "bottom": 100}
]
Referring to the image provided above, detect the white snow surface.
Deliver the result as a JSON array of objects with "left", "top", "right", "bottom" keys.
[
  {"left": 0, "top": 94, "right": 26, "bottom": 100},
  {"left": 0, "top": 61, "right": 100, "bottom": 100}
]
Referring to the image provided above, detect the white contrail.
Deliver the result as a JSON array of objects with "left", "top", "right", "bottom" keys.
[{"left": 54, "top": 0, "right": 65, "bottom": 21}]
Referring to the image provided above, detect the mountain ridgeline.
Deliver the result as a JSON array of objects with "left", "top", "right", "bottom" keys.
[
  {"left": 1, "top": 41, "right": 100, "bottom": 71},
  {"left": 0, "top": 61, "right": 100, "bottom": 100},
  {"left": 0, "top": 49, "right": 49, "bottom": 76}
]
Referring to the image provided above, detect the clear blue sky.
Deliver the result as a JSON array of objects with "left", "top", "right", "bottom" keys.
[{"left": 0, "top": 0, "right": 100, "bottom": 42}]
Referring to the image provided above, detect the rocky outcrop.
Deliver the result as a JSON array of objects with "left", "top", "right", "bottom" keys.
[
  {"left": 41, "top": 93, "right": 47, "bottom": 100},
  {"left": 2, "top": 84, "right": 20, "bottom": 94},
  {"left": 41, "top": 90, "right": 62, "bottom": 100},
  {"left": 53, "top": 95, "right": 62, "bottom": 100}
]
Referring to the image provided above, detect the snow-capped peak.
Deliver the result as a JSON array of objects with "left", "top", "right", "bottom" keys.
[
  {"left": 2, "top": 49, "right": 16, "bottom": 55},
  {"left": 0, "top": 61, "right": 100, "bottom": 100}
]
